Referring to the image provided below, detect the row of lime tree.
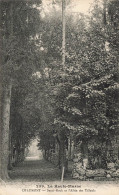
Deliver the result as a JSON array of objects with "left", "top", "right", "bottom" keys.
[{"left": 0, "top": 0, "right": 119, "bottom": 180}]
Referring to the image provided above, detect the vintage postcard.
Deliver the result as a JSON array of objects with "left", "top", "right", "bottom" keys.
[{"left": 0, "top": 0, "right": 119, "bottom": 195}]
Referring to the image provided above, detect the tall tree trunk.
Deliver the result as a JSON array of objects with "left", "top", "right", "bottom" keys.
[
  {"left": 62, "top": 0, "right": 66, "bottom": 67},
  {"left": 82, "top": 140, "right": 89, "bottom": 169},
  {"left": 58, "top": 130, "right": 68, "bottom": 177},
  {"left": 103, "top": 0, "right": 107, "bottom": 25},
  {"left": 1, "top": 81, "right": 12, "bottom": 180},
  {"left": 0, "top": 2, "right": 12, "bottom": 180},
  {"left": 8, "top": 133, "right": 13, "bottom": 170},
  {"left": 0, "top": 1, "right": 3, "bottom": 180},
  {"left": 1, "top": 1, "right": 13, "bottom": 179},
  {"left": 60, "top": 138, "right": 65, "bottom": 169}
]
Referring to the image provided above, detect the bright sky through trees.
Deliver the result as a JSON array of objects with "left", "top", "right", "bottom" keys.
[
  {"left": 67, "top": 0, "right": 95, "bottom": 13},
  {"left": 41, "top": 0, "right": 101, "bottom": 15}
]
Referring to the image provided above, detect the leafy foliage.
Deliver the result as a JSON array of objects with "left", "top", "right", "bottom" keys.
[{"left": 36, "top": 0, "right": 119, "bottom": 168}]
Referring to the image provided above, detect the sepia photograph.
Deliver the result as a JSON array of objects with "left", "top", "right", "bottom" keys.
[{"left": 0, "top": 0, "right": 119, "bottom": 195}]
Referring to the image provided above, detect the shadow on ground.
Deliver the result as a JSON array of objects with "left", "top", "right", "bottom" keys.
[{"left": 9, "top": 159, "right": 72, "bottom": 182}]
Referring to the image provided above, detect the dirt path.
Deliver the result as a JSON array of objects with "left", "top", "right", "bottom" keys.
[
  {"left": 1, "top": 159, "right": 119, "bottom": 195},
  {"left": 9, "top": 159, "right": 62, "bottom": 182}
]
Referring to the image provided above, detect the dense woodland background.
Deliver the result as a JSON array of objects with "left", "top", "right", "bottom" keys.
[{"left": 0, "top": 0, "right": 119, "bottom": 180}]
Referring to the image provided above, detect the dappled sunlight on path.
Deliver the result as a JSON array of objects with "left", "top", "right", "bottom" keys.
[{"left": 9, "top": 159, "right": 61, "bottom": 182}]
